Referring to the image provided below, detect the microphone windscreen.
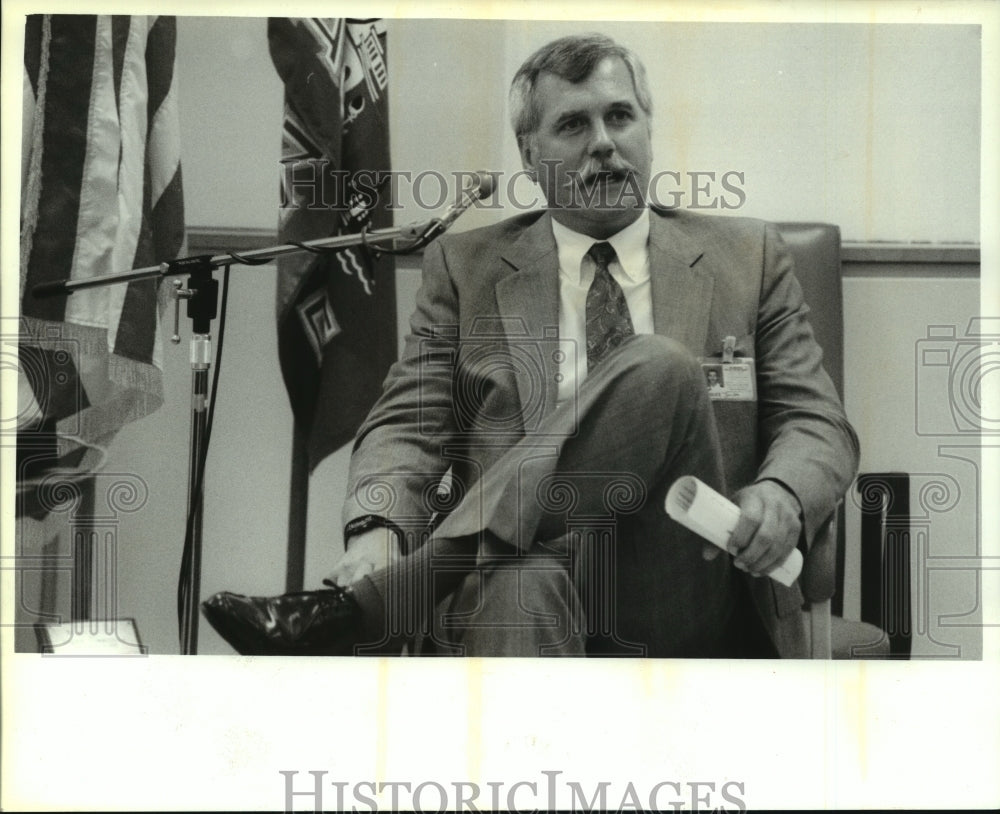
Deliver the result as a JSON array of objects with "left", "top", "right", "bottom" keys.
[{"left": 472, "top": 171, "right": 495, "bottom": 200}]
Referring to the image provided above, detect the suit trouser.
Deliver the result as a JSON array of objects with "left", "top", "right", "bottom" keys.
[{"left": 359, "top": 335, "right": 759, "bottom": 657}]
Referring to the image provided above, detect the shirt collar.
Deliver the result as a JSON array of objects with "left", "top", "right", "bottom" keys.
[{"left": 550, "top": 209, "right": 651, "bottom": 285}]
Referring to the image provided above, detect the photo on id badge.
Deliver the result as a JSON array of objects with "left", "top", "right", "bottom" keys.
[{"left": 701, "top": 336, "right": 757, "bottom": 401}]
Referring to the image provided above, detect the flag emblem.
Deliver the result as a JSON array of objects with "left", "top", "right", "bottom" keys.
[{"left": 296, "top": 289, "right": 342, "bottom": 365}]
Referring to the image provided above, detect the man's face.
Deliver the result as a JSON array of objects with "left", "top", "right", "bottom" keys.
[{"left": 518, "top": 56, "right": 653, "bottom": 239}]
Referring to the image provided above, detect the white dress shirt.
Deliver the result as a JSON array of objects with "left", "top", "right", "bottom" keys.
[{"left": 550, "top": 210, "right": 654, "bottom": 404}]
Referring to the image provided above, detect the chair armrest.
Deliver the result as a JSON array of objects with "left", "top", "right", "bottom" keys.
[{"left": 800, "top": 511, "right": 837, "bottom": 602}]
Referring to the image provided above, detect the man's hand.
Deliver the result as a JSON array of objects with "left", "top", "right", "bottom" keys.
[
  {"left": 326, "top": 527, "right": 400, "bottom": 587},
  {"left": 702, "top": 480, "right": 803, "bottom": 578}
]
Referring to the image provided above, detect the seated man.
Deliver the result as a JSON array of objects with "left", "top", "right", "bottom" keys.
[{"left": 204, "top": 33, "right": 859, "bottom": 658}]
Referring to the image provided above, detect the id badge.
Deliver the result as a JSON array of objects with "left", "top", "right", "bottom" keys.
[{"left": 700, "top": 336, "right": 757, "bottom": 402}]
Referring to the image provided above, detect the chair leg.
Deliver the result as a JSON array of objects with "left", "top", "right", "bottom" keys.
[{"left": 810, "top": 599, "right": 833, "bottom": 659}]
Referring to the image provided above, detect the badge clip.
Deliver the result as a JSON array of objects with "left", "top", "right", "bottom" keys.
[{"left": 722, "top": 335, "right": 736, "bottom": 364}]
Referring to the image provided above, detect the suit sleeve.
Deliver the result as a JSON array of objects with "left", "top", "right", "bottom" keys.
[
  {"left": 341, "top": 240, "right": 460, "bottom": 545},
  {"left": 752, "top": 223, "right": 860, "bottom": 546}
]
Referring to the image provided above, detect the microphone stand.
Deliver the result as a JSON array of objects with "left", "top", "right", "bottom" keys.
[
  {"left": 173, "top": 257, "right": 217, "bottom": 655},
  {"left": 31, "top": 189, "right": 486, "bottom": 654}
]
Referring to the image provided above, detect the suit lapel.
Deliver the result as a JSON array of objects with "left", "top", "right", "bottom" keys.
[
  {"left": 494, "top": 213, "right": 561, "bottom": 422},
  {"left": 648, "top": 209, "right": 714, "bottom": 356},
  {"left": 491, "top": 209, "right": 716, "bottom": 425}
]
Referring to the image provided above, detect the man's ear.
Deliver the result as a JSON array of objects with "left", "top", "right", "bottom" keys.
[{"left": 517, "top": 134, "right": 536, "bottom": 177}]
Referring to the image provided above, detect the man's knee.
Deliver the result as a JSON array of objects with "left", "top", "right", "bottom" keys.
[
  {"left": 629, "top": 334, "right": 700, "bottom": 371},
  {"left": 610, "top": 334, "right": 703, "bottom": 391}
]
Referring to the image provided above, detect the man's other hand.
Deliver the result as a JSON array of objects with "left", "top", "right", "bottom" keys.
[
  {"left": 327, "top": 527, "right": 400, "bottom": 587},
  {"left": 703, "top": 480, "right": 803, "bottom": 578}
]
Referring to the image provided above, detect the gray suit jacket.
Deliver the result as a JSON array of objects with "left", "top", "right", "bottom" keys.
[{"left": 343, "top": 206, "right": 860, "bottom": 657}]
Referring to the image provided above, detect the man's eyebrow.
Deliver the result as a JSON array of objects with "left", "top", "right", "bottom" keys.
[
  {"left": 551, "top": 100, "right": 636, "bottom": 127},
  {"left": 552, "top": 108, "right": 586, "bottom": 127}
]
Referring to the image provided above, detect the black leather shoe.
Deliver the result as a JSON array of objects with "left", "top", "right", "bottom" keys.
[{"left": 201, "top": 586, "right": 362, "bottom": 656}]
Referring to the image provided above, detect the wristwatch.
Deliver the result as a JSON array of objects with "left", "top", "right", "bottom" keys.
[{"left": 343, "top": 514, "right": 403, "bottom": 548}]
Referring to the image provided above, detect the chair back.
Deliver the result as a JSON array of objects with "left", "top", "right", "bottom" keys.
[
  {"left": 774, "top": 223, "right": 844, "bottom": 399},
  {"left": 774, "top": 223, "right": 844, "bottom": 607}
]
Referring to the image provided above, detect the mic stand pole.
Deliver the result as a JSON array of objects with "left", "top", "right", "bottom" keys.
[{"left": 173, "top": 258, "right": 218, "bottom": 655}]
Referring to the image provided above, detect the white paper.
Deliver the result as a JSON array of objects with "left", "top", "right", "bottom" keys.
[{"left": 665, "top": 476, "right": 803, "bottom": 586}]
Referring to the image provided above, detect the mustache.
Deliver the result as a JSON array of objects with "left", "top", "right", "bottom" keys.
[{"left": 563, "top": 157, "right": 639, "bottom": 190}]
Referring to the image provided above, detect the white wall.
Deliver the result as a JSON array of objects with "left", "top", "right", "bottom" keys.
[
  {"left": 177, "top": 17, "right": 283, "bottom": 230},
  {"left": 69, "top": 18, "right": 984, "bottom": 655},
  {"left": 500, "top": 21, "right": 981, "bottom": 243},
  {"left": 843, "top": 274, "right": 983, "bottom": 658},
  {"left": 180, "top": 18, "right": 981, "bottom": 241}
]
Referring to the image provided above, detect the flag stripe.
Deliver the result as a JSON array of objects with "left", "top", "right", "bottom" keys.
[
  {"left": 144, "top": 16, "right": 174, "bottom": 118},
  {"left": 64, "top": 16, "right": 126, "bottom": 331},
  {"left": 114, "top": 278, "right": 158, "bottom": 364},
  {"left": 147, "top": 76, "right": 181, "bottom": 210},
  {"left": 116, "top": 16, "right": 182, "bottom": 366},
  {"left": 150, "top": 166, "right": 184, "bottom": 263},
  {"left": 24, "top": 15, "right": 43, "bottom": 94},
  {"left": 69, "top": 17, "right": 151, "bottom": 343},
  {"left": 20, "top": 16, "right": 48, "bottom": 280},
  {"left": 110, "top": 15, "right": 131, "bottom": 117},
  {"left": 22, "top": 15, "right": 98, "bottom": 323},
  {"left": 116, "top": 150, "right": 157, "bottom": 364},
  {"left": 109, "top": 16, "right": 151, "bottom": 280}
]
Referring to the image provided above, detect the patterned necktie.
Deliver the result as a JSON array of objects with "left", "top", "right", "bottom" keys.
[{"left": 585, "top": 241, "right": 635, "bottom": 370}]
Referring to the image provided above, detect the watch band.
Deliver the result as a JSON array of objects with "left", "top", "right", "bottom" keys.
[{"left": 343, "top": 514, "right": 403, "bottom": 547}]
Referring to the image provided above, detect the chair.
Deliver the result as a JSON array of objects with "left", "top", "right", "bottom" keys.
[{"left": 775, "top": 223, "right": 891, "bottom": 659}]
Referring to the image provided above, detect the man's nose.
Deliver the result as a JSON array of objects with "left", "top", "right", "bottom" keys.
[{"left": 588, "top": 120, "right": 615, "bottom": 157}]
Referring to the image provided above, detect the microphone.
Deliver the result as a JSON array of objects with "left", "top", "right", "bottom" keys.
[{"left": 417, "top": 171, "right": 496, "bottom": 243}]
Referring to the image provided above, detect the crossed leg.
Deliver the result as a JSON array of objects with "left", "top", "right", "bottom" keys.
[{"left": 351, "top": 335, "right": 745, "bottom": 657}]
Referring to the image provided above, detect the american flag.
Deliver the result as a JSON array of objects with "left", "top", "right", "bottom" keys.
[{"left": 17, "top": 14, "right": 184, "bottom": 495}]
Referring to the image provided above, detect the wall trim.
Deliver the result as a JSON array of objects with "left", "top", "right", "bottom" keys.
[{"left": 841, "top": 242, "right": 980, "bottom": 265}]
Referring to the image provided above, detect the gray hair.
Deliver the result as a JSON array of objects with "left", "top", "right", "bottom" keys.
[{"left": 508, "top": 33, "right": 653, "bottom": 138}]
